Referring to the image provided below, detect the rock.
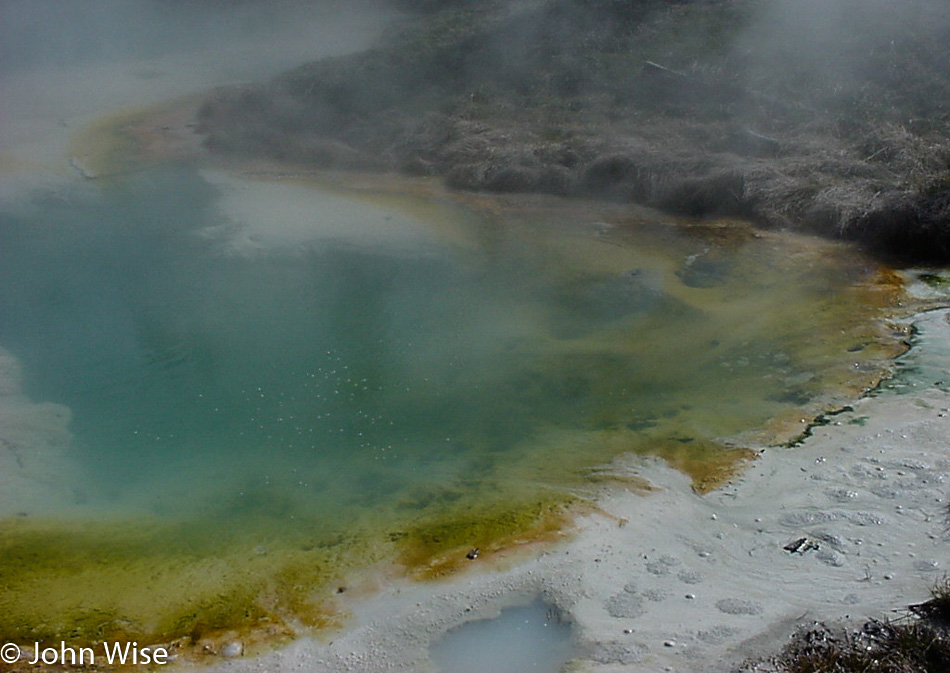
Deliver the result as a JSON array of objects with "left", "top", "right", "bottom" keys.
[{"left": 221, "top": 641, "right": 244, "bottom": 658}]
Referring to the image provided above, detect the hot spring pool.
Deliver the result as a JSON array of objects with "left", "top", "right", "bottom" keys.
[
  {"left": 430, "top": 597, "right": 574, "bottom": 673},
  {"left": 0, "top": 164, "right": 906, "bottom": 644}
]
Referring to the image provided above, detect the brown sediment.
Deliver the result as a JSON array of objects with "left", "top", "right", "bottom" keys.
[
  {"left": 650, "top": 441, "right": 760, "bottom": 495},
  {"left": 391, "top": 498, "right": 576, "bottom": 581}
]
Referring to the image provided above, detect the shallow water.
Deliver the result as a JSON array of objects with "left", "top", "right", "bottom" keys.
[
  {"left": 0, "top": 0, "right": 913, "bottom": 649},
  {"left": 430, "top": 597, "right": 574, "bottom": 673},
  {"left": 856, "top": 271, "right": 950, "bottom": 397}
]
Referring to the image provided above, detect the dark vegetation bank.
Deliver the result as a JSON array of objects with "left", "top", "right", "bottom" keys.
[
  {"left": 196, "top": 0, "right": 950, "bottom": 262},
  {"left": 742, "top": 578, "right": 950, "bottom": 673}
]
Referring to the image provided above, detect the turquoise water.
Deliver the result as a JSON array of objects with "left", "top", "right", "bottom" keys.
[
  {"left": 0, "top": 164, "right": 905, "bottom": 642},
  {"left": 0, "top": 170, "right": 543, "bottom": 514},
  {"left": 0, "top": 169, "right": 673, "bottom": 513}
]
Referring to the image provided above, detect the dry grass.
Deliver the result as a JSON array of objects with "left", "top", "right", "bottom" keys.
[
  {"left": 909, "top": 577, "right": 950, "bottom": 626},
  {"left": 746, "top": 579, "right": 950, "bottom": 673}
]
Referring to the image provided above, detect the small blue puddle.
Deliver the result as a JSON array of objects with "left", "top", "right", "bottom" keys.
[{"left": 430, "top": 598, "right": 575, "bottom": 673}]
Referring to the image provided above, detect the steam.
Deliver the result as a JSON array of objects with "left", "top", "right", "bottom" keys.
[
  {"left": 0, "top": 0, "right": 399, "bottom": 205},
  {"left": 0, "top": 0, "right": 395, "bottom": 76},
  {"left": 735, "top": 0, "right": 950, "bottom": 115}
]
